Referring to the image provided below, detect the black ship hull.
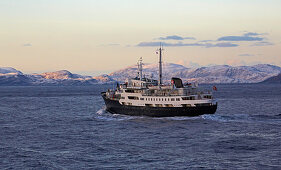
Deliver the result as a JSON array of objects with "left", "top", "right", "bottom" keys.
[{"left": 101, "top": 92, "right": 217, "bottom": 117}]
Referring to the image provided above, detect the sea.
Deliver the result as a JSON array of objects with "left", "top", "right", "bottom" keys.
[{"left": 0, "top": 84, "right": 281, "bottom": 169}]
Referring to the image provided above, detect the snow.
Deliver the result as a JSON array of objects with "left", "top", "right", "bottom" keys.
[
  {"left": 1, "top": 64, "right": 281, "bottom": 85},
  {"left": 0, "top": 67, "right": 23, "bottom": 74}
]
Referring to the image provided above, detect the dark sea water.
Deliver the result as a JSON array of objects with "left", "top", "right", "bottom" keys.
[{"left": 0, "top": 84, "right": 281, "bottom": 169}]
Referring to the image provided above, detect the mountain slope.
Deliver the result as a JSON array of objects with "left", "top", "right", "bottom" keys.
[
  {"left": 0, "top": 67, "right": 23, "bottom": 75},
  {"left": 1, "top": 64, "right": 281, "bottom": 85},
  {"left": 0, "top": 68, "right": 112, "bottom": 86},
  {"left": 261, "top": 73, "right": 281, "bottom": 83},
  {"left": 108, "top": 63, "right": 281, "bottom": 83}
]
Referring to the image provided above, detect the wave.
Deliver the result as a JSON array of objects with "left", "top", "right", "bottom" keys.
[{"left": 202, "top": 113, "right": 281, "bottom": 124}]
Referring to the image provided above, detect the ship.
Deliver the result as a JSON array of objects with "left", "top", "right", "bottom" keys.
[{"left": 101, "top": 46, "right": 217, "bottom": 117}]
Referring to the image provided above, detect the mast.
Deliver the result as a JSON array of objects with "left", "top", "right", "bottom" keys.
[
  {"left": 139, "top": 57, "right": 143, "bottom": 80},
  {"left": 158, "top": 44, "right": 163, "bottom": 87}
]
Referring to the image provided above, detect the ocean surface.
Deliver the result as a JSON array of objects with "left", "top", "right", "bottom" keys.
[{"left": 0, "top": 84, "right": 281, "bottom": 169}]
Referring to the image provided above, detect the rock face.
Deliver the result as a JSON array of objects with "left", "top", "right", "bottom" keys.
[{"left": 261, "top": 73, "right": 281, "bottom": 83}]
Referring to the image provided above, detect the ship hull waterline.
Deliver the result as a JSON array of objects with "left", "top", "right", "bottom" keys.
[{"left": 101, "top": 92, "right": 217, "bottom": 117}]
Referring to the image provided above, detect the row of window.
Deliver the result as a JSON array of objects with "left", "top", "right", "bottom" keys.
[
  {"left": 126, "top": 96, "right": 185, "bottom": 101},
  {"left": 122, "top": 103, "right": 193, "bottom": 107}
]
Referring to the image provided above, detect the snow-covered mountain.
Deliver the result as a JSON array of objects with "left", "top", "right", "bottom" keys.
[
  {"left": 261, "top": 73, "right": 281, "bottom": 83},
  {"left": 0, "top": 67, "right": 23, "bottom": 75},
  {"left": 0, "top": 68, "right": 114, "bottom": 86},
  {"left": 108, "top": 63, "right": 281, "bottom": 84},
  {"left": 109, "top": 63, "right": 188, "bottom": 82},
  {"left": 1, "top": 64, "right": 281, "bottom": 85}
]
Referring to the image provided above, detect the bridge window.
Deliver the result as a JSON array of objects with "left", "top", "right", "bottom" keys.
[
  {"left": 171, "top": 98, "right": 175, "bottom": 101},
  {"left": 176, "top": 98, "right": 180, "bottom": 101}
]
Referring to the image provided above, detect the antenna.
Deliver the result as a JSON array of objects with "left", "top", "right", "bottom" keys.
[
  {"left": 139, "top": 57, "right": 143, "bottom": 81},
  {"left": 157, "top": 43, "right": 164, "bottom": 88}
]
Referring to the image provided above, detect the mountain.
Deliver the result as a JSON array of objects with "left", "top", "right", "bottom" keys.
[
  {"left": 109, "top": 63, "right": 188, "bottom": 82},
  {"left": 261, "top": 73, "right": 281, "bottom": 83},
  {"left": 1, "top": 64, "right": 281, "bottom": 85},
  {"left": 108, "top": 63, "right": 281, "bottom": 84},
  {"left": 93, "top": 74, "right": 116, "bottom": 83},
  {"left": 0, "top": 68, "right": 114, "bottom": 86},
  {"left": 0, "top": 67, "right": 23, "bottom": 75}
]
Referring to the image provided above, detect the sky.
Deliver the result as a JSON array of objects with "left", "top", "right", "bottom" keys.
[{"left": 1, "top": 0, "right": 281, "bottom": 75}]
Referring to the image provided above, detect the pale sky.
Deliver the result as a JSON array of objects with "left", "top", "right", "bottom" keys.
[{"left": 1, "top": 0, "right": 281, "bottom": 75}]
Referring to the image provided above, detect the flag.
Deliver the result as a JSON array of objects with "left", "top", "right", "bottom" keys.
[{"left": 213, "top": 86, "right": 217, "bottom": 91}]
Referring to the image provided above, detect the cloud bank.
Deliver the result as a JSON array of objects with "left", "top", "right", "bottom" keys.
[
  {"left": 158, "top": 35, "right": 195, "bottom": 40},
  {"left": 137, "top": 41, "right": 238, "bottom": 48},
  {"left": 217, "top": 32, "right": 264, "bottom": 41},
  {"left": 136, "top": 32, "right": 272, "bottom": 48}
]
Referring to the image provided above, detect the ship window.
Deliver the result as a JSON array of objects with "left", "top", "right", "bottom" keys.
[
  {"left": 121, "top": 97, "right": 125, "bottom": 99},
  {"left": 165, "top": 98, "right": 166, "bottom": 101},
  {"left": 128, "top": 96, "right": 139, "bottom": 100},
  {"left": 182, "top": 104, "right": 191, "bottom": 107},
  {"left": 127, "top": 102, "right": 132, "bottom": 105},
  {"left": 125, "top": 89, "right": 134, "bottom": 93},
  {"left": 122, "top": 102, "right": 126, "bottom": 105},
  {"left": 171, "top": 98, "right": 175, "bottom": 101},
  {"left": 204, "top": 95, "right": 212, "bottom": 99},
  {"left": 145, "top": 104, "right": 153, "bottom": 107},
  {"left": 195, "top": 103, "right": 211, "bottom": 107},
  {"left": 182, "top": 97, "right": 191, "bottom": 100},
  {"left": 140, "top": 98, "right": 144, "bottom": 100},
  {"left": 165, "top": 104, "right": 173, "bottom": 107},
  {"left": 176, "top": 98, "right": 180, "bottom": 101},
  {"left": 155, "top": 104, "right": 163, "bottom": 107}
]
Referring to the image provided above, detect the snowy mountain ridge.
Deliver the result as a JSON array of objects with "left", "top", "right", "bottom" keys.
[
  {"left": 109, "top": 63, "right": 281, "bottom": 84},
  {"left": 0, "top": 63, "right": 281, "bottom": 85}
]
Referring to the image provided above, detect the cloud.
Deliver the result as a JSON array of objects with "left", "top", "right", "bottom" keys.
[
  {"left": 239, "top": 54, "right": 254, "bottom": 57},
  {"left": 205, "top": 42, "right": 238, "bottom": 48},
  {"left": 137, "top": 41, "right": 203, "bottom": 47},
  {"left": 158, "top": 35, "right": 195, "bottom": 40},
  {"left": 137, "top": 32, "right": 270, "bottom": 48},
  {"left": 137, "top": 41, "right": 238, "bottom": 48},
  {"left": 251, "top": 41, "right": 274, "bottom": 46},
  {"left": 23, "top": 43, "right": 32, "bottom": 47},
  {"left": 198, "top": 40, "right": 214, "bottom": 42},
  {"left": 217, "top": 32, "right": 265, "bottom": 41},
  {"left": 218, "top": 36, "right": 263, "bottom": 41},
  {"left": 243, "top": 32, "right": 262, "bottom": 37}
]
